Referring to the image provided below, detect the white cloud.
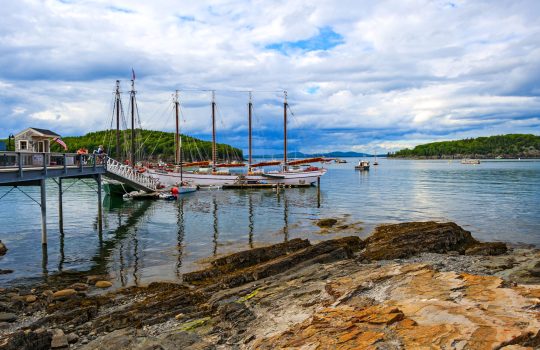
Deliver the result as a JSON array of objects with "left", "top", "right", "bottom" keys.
[{"left": 0, "top": 0, "right": 538, "bottom": 153}]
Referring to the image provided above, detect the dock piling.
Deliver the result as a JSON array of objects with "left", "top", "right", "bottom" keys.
[
  {"left": 40, "top": 179, "right": 47, "bottom": 245},
  {"left": 317, "top": 177, "right": 321, "bottom": 208},
  {"left": 96, "top": 174, "right": 103, "bottom": 232},
  {"left": 58, "top": 177, "right": 63, "bottom": 232}
]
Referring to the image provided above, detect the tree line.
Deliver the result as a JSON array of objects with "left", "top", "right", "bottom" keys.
[
  {"left": 389, "top": 134, "right": 540, "bottom": 158},
  {"left": 1, "top": 129, "right": 244, "bottom": 162}
]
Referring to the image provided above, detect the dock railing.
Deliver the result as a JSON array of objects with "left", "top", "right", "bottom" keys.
[
  {"left": 105, "top": 157, "right": 159, "bottom": 191},
  {"left": 0, "top": 151, "right": 106, "bottom": 174}
]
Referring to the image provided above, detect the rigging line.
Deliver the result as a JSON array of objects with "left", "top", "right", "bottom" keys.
[
  {"left": 135, "top": 101, "right": 174, "bottom": 156},
  {"left": 176, "top": 88, "right": 285, "bottom": 94}
]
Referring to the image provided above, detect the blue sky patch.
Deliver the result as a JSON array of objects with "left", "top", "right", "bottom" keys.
[{"left": 266, "top": 26, "right": 344, "bottom": 54}]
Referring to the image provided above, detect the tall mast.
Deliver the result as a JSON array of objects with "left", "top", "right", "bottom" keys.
[
  {"left": 174, "top": 90, "right": 180, "bottom": 165},
  {"left": 130, "top": 79, "right": 136, "bottom": 167},
  {"left": 115, "top": 80, "right": 121, "bottom": 159},
  {"left": 248, "top": 91, "right": 253, "bottom": 173},
  {"left": 175, "top": 90, "right": 183, "bottom": 182},
  {"left": 283, "top": 90, "right": 288, "bottom": 171},
  {"left": 211, "top": 91, "right": 217, "bottom": 173}
]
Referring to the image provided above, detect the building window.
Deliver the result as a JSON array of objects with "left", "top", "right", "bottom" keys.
[{"left": 19, "top": 140, "right": 28, "bottom": 151}]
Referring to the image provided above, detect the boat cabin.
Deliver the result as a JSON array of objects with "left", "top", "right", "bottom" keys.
[{"left": 14, "top": 127, "right": 60, "bottom": 153}]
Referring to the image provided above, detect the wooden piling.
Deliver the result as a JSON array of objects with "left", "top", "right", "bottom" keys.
[
  {"left": 40, "top": 179, "right": 47, "bottom": 245},
  {"left": 317, "top": 177, "right": 321, "bottom": 208},
  {"left": 96, "top": 174, "right": 103, "bottom": 232},
  {"left": 58, "top": 177, "right": 63, "bottom": 233}
]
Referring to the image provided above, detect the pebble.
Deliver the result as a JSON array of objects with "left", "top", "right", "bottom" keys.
[
  {"left": 25, "top": 295, "right": 37, "bottom": 303},
  {"left": 67, "top": 332, "right": 79, "bottom": 344},
  {"left": 53, "top": 289, "right": 77, "bottom": 300},
  {"left": 69, "top": 283, "right": 89, "bottom": 291},
  {"left": 95, "top": 281, "right": 113, "bottom": 288},
  {"left": 51, "top": 329, "right": 68, "bottom": 349},
  {"left": 0, "top": 312, "right": 17, "bottom": 323}
]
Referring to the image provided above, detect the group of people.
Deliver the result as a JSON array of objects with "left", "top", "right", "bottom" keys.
[{"left": 75, "top": 145, "right": 106, "bottom": 165}]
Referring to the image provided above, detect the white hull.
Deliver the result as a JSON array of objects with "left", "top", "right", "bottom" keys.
[{"left": 147, "top": 169, "right": 327, "bottom": 187}]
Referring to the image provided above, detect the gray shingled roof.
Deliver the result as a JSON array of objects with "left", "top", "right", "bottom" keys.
[{"left": 30, "top": 128, "right": 60, "bottom": 137}]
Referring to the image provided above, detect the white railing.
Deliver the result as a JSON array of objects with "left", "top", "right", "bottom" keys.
[{"left": 106, "top": 157, "right": 159, "bottom": 191}]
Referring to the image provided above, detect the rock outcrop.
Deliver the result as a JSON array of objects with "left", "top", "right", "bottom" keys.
[
  {"left": 360, "top": 221, "right": 508, "bottom": 260},
  {"left": 0, "top": 222, "right": 536, "bottom": 350}
]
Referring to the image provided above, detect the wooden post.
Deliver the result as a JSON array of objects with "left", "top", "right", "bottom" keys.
[
  {"left": 58, "top": 177, "right": 63, "bottom": 232},
  {"left": 40, "top": 179, "right": 47, "bottom": 245},
  {"left": 317, "top": 176, "right": 321, "bottom": 208},
  {"left": 96, "top": 174, "right": 103, "bottom": 233}
]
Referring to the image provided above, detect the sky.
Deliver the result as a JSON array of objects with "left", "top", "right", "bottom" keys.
[{"left": 0, "top": 0, "right": 539, "bottom": 155}]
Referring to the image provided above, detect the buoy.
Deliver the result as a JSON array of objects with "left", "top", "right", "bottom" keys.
[{"left": 171, "top": 187, "right": 179, "bottom": 195}]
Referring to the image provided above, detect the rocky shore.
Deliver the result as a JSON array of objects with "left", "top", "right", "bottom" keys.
[{"left": 1, "top": 221, "right": 540, "bottom": 349}]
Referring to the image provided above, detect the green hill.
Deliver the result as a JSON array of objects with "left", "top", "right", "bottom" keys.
[
  {"left": 1, "top": 129, "right": 243, "bottom": 162},
  {"left": 389, "top": 134, "right": 540, "bottom": 159}
]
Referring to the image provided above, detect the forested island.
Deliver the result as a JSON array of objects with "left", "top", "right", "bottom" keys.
[
  {"left": 389, "top": 134, "right": 540, "bottom": 159},
  {"left": 1, "top": 129, "right": 243, "bottom": 162}
]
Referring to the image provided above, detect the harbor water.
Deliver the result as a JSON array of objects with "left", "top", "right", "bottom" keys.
[{"left": 1, "top": 158, "right": 539, "bottom": 288}]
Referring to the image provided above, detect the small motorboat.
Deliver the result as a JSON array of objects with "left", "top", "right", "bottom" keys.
[
  {"left": 461, "top": 159, "right": 480, "bottom": 165},
  {"left": 355, "top": 160, "right": 370, "bottom": 171}
]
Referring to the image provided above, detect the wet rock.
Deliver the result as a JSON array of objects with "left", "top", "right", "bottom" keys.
[
  {"left": 95, "top": 281, "right": 112, "bottom": 288},
  {"left": 0, "top": 240, "right": 7, "bottom": 255},
  {"left": 0, "top": 301, "right": 15, "bottom": 313},
  {"left": 0, "top": 329, "right": 52, "bottom": 350},
  {"left": 68, "top": 283, "right": 89, "bottom": 291},
  {"left": 185, "top": 236, "right": 363, "bottom": 288},
  {"left": 86, "top": 275, "right": 109, "bottom": 285},
  {"left": 25, "top": 295, "right": 37, "bottom": 303},
  {"left": 361, "top": 221, "right": 478, "bottom": 260},
  {"left": 0, "top": 269, "right": 14, "bottom": 275},
  {"left": 52, "top": 289, "right": 77, "bottom": 300},
  {"left": 528, "top": 261, "right": 540, "bottom": 277},
  {"left": 51, "top": 329, "right": 68, "bottom": 349},
  {"left": 0, "top": 312, "right": 17, "bottom": 322},
  {"left": 465, "top": 241, "right": 508, "bottom": 256},
  {"left": 316, "top": 218, "right": 338, "bottom": 228},
  {"left": 66, "top": 333, "right": 79, "bottom": 344},
  {"left": 185, "top": 239, "right": 311, "bottom": 283}
]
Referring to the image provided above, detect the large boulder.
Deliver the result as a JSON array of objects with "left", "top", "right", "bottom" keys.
[{"left": 360, "top": 221, "right": 478, "bottom": 260}]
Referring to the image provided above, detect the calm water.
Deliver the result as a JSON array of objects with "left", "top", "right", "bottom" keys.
[{"left": 1, "top": 158, "right": 539, "bottom": 288}]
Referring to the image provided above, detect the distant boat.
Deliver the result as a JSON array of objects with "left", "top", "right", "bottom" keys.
[
  {"left": 495, "top": 156, "right": 503, "bottom": 159},
  {"left": 355, "top": 160, "right": 370, "bottom": 171},
  {"left": 336, "top": 159, "right": 347, "bottom": 163},
  {"left": 461, "top": 159, "right": 480, "bottom": 165}
]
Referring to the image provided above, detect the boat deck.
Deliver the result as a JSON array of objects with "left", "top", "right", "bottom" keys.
[{"left": 222, "top": 183, "right": 312, "bottom": 189}]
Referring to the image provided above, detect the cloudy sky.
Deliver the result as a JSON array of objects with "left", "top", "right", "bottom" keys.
[{"left": 1, "top": 0, "right": 539, "bottom": 154}]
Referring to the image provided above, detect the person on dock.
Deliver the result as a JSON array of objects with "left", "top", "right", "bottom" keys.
[
  {"left": 93, "top": 145, "right": 106, "bottom": 164},
  {"left": 76, "top": 147, "right": 88, "bottom": 166}
]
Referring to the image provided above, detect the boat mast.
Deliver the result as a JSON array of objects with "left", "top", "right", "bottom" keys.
[
  {"left": 130, "top": 79, "right": 136, "bottom": 167},
  {"left": 248, "top": 91, "right": 253, "bottom": 173},
  {"left": 174, "top": 90, "right": 183, "bottom": 182},
  {"left": 283, "top": 90, "right": 288, "bottom": 171},
  {"left": 174, "top": 90, "right": 180, "bottom": 165},
  {"left": 115, "top": 80, "right": 121, "bottom": 160},
  {"left": 212, "top": 90, "right": 217, "bottom": 173}
]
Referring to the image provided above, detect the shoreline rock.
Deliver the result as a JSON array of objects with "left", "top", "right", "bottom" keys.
[
  {"left": 0, "top": 240, "right": 7, "bottom": 256},
  {"left": 0, "top": 221, "right": 538, "bottom": 350}
]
